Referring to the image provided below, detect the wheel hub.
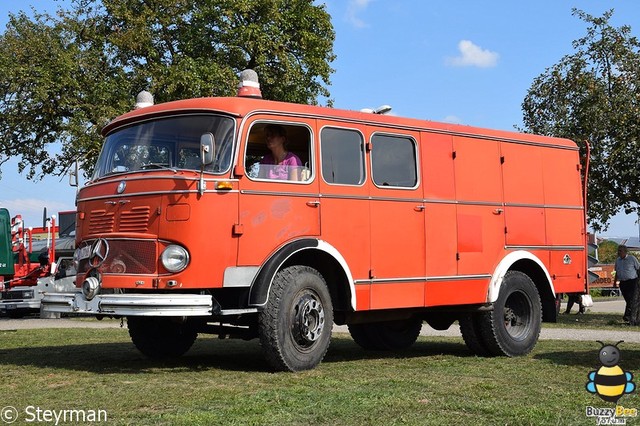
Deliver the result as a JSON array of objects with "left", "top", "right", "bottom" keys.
[
  {"left": 503, "top": 291, "right": 531, "bottom": 339},
  {"left": 504, "top": 307, "right": 518, "bottom": 326},
  {"left": 293, "top": 295, "right": 325, "bottom": 345}
]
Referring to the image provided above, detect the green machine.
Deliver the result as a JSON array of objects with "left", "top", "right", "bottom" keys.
[{"left": 0, "top": 208, "right": 14, "bottom": 276}]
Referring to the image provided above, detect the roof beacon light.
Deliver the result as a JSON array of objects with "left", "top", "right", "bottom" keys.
[
  {"left": 237, "top": 69, "right": 262, "bottom": 99},
  {"left": 134, "top": 90, "right": 154, "bottom": 109},
  {"left": 374, "top": 105, "right": 392, "bottom": 115},
  {"left": 360, "top": 105, "right": 393, "bottom": 115}
]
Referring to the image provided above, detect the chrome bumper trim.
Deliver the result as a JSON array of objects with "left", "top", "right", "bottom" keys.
[{"left": 42, "top": 291, "right": 213, "bottom": 316}]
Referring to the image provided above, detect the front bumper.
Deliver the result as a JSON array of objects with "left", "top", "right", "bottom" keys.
[
  {"left": 0, "top": 288, "right": 41, "bottom": 312},
  {"left": 42, "top": 291, "right": 214, "bottom": 317},
  {"left": 0, "top": 299, "right": 41, "bottom": 312}
]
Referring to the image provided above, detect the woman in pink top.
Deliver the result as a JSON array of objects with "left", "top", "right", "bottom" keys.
[{"left": 259, "top": 124, "right": 302, "bottom": 181}]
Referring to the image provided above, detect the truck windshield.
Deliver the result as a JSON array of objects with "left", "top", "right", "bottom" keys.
[{"left": 93, "top": 114, "right": 235, "bottom": 179}]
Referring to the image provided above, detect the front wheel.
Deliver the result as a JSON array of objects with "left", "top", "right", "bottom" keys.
[
  {"left": 258, "top": 266, "right": 333, "bottom": 372},
  {"left": 479, "top": 271, "right": 542, "bottom": 357},
  {"left": 128, "top": 316, "right": 198, "bottom": 359}
]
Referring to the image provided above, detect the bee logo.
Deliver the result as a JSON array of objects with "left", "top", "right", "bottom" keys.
[{"left": 586, "top": 340, "right": 635, "bottom": 403}]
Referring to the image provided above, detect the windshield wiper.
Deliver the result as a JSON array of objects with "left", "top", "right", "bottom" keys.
[{"left": 140, "top": 163, "right": 177, "bottom": 172}]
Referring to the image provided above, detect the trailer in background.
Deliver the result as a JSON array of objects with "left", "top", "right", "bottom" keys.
[{"left": 0, "top": 209, "right": 76, "bottom": 318}]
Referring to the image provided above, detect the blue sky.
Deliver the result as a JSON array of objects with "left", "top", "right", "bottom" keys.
[{"left": 1, "top": 0, "right": 640, "bottom": 237}]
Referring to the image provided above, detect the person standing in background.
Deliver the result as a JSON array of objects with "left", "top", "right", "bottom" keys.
[
  {"left": 564, "top": 293, "right": 585, "bottom": 314},
  {"left": 614, "top": 245, "right": 640, "bottom": 323}
]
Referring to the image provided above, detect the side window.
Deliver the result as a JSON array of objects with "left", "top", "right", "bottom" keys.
[
  {"left": 55, "top": 258, "right": 77, "bottom": 280},
  {"left": 371, "top": 134, "right": 418, "bottom": 188},
  {"left": 245, "top": 122, "right": 312, "bottom": 182},
  {"left": 320, "top": 127, "right": 365, "bottom": 185}
]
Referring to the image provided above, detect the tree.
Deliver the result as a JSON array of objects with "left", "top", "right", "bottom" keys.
[
  {"left": 0, "top": 0, "right": 335, "bottom": 179},
  {"left": 521, "top": 9, "right": 640, "bottom": 233},
  {"left": 597, "top": 239, "right": 619, "bottom": 264}
]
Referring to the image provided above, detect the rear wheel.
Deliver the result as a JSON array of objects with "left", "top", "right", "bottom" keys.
[
  {"left": 258, "top": 266, "right": 333, "bottom": 372},
  {"left": 479, "top": 271, "right": 541, "bottom": 356},
  {"left": 348, "top": 317, "right": 422, "bottom": 351},
  {"left": 128, "top": 316, "right": 197, "bottom": 359},
  {"left": 459, "top": 313, "right": 492, "bottom": 357}
]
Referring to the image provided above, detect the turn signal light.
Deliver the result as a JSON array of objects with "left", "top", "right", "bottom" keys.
[{"left": 215, "top": 181, "right": 233, "bottom": 190}]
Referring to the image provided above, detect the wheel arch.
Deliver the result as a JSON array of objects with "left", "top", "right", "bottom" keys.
[
  {"left": 248, "top": 239, "right": 356, "bottom": 311},
  {"left": 489, "top": 251, "right": 557, "bottom": 322}
]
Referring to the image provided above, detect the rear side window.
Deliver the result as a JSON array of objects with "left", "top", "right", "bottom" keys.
[
  {"left": 371, "top": 134, "right": 418, "bottom": 188},
  {"left": 320, "top": 127, "right": 365, "bottom": 185}
]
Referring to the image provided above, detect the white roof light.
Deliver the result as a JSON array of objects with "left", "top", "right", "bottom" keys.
[
  {"left": 237, "top": 69, "right": 262, "bottom": 98},
  {"left": 134, "top": 91, "right": 154, "bottom": 109}
]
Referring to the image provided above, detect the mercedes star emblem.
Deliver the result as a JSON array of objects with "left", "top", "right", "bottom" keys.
[{"left": 89, "top": 238, "right": 109, "bottom": 267}]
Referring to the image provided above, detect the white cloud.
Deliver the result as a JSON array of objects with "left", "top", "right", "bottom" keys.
[
  {"left": 446, "top": 40, "right": 499, "bottom": 68},
  {"left": 0, "top": 198, "right": 73, "bottom": 227},
  {"left": 443, "top": 115, "right": 464, "bottom": 124},
  {"left": 346, "top": 0, "right": 373, "bottom": 28}
]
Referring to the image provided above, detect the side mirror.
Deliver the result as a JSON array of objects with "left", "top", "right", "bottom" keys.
[
  {"left": 200, "top": 133, "right": 216, "bottom": 166},
  {"left": 69, "top": 162, "right": 79, "bottom": 187}
]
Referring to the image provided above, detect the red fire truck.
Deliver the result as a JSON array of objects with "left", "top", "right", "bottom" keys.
[
  {"left": 43, "top": 70, "right": 588, "bottom": 371},
  {"left": 1, "top": 210, "right": 76, "bottom": 317}
]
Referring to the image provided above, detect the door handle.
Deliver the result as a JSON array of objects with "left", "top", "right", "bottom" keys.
[
  {"left": 414, "top": 205, "right": 425, "bottom": 212},
  {"left": 306, "top": 200, "right": 321, "bottom": 207},
  {"left": 493, "top": 208, "right": 504, "bottom": 215}
]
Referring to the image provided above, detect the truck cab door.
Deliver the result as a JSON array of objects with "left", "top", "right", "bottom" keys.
[{"left": 236, "top": 117, "right": 320, "bottom": 265}]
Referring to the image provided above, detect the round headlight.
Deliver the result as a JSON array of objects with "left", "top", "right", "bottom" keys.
[
  {"left": 161, "top": 245, "right": 190, "bottom": 273},
  {"left": 82, "top": 276, "right": 101, "bottom": 300}
]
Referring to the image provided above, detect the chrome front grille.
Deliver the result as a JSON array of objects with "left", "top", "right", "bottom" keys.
[
  {"left": 1, "top": 291, "right": 27, "bottom": 300},
  {"left": 78, "top": 239, "right": 157, "bottom": 275}
]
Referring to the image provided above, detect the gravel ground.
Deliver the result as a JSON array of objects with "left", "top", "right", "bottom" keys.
[
  {"left": 1, "top": 320, "right": 637, "bottom": 343},
  {"left": 0, "top": 314, "right": 640, "bottom": 343},
  {"left": 1, "top": 299, "right": 638, "bottom": 342}
]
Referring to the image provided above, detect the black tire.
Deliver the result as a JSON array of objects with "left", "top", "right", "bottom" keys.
[
  {"left": 348, "top": 323, "right": 378, "bottom": 350},
  {"left": 459, "top": 313, "right": 493, "bottom": 357},
  {"left": 479, "top": 271, "right": 542, "bottom": 357},
  {"left": 7, "top": 309, "right": 26, "bottom": 319},
  {"left": 258, "top": 266, "right": 333, "bottom": 372},
  {"left": 348, "top": 317, "right": 422, "bottom": 351},
  {"left": 127, "top": 316, "right": 197, "bottom": 359}
]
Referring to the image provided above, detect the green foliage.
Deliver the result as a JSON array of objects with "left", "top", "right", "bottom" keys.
[
  {"left": 597, "top": 239, "right": 619, "bottom": 264},
  {"left": 521, "top": 9, "right": 640, "bottom": 231},
  {"left": 0, "top": 0, "right": 335, "bottom": 179}
]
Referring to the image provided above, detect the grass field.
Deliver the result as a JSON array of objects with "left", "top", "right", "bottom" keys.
[{"left": 0, "top": 317, "right": 638, "bottom": 425}]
